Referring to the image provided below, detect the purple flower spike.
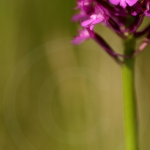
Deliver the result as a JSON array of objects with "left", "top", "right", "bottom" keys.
[
  {"left": 72, "top": 0, "right": 150, "bottom": 62},
  {"left": 71, "top": 29, "right": 91, "bottom": 44},
  {"left": 109, "top": 0, "right": 138, "bottom": 8}
]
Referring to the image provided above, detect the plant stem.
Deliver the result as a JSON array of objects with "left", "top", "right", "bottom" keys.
[{"left": 122, "top": 35, "right": 138, "bottom": 150}]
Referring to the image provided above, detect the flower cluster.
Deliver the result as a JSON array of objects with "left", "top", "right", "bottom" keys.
[{"left": 71, "top": 0, "right": 150, "bottom": 62}]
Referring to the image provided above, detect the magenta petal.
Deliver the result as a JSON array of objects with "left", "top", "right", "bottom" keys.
[
  {"left": 126, "top": 0, "right": 137, "bottom": 6},
  {"left": 92, "top": 18, "right": 103, "bottom": 25},
  {"left": 81, "top": 19, "right": 93, "bottom": 27},
  {"left": 90, "top": 25, "right": 94, "bottom": 30},
  {"left": 72, "top": 14, "right": 82, "bottom": 21},
  {"left": 120, "top": 0, "right": 127, "bottom": 8},
  {"left": 72, "top": 11, "right": 87, "bottom": 22},
  {"left": 109, "top": 0, "right": 120, "bottom": 5},
  {"left": 71, "top": 37, "right": 85, "bottom": 45},
  {"left": 145, "top": 11, "right": 150, "bottom": 17}
]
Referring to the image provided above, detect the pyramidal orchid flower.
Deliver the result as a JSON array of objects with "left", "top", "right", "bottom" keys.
[{"left": 72, "top": 0, "right": 150, "bottom": 57}]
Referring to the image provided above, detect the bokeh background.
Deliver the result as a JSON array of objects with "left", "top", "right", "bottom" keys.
[{"left": 0, "top": 0, "right": 150, "bottom": 150}]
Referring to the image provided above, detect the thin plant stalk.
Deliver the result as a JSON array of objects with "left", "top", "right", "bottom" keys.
[{"left": 122, "top": 35, "right": 138, "bottom": 150}]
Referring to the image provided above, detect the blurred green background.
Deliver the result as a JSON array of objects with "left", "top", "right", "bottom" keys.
[{"left": 0, "top": 0, "right": 150, "bottom": 150}]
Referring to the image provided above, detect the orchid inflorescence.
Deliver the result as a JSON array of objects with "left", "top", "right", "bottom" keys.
[{"left": 71, "top": 0, "right": 150, "bottom": 63}]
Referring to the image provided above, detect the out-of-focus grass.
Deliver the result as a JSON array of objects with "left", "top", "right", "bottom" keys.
[{"left": 0, "top": 0, "right": 150, "bottom": 150}]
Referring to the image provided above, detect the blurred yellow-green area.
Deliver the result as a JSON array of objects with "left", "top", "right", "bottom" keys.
[{"left": 0, "top": 0, "right": 150, "bottom": 150}]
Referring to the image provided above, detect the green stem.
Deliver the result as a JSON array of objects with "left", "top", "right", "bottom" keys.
[{"left": 122, "top": 35, "right": 138, "bottom": 150}]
